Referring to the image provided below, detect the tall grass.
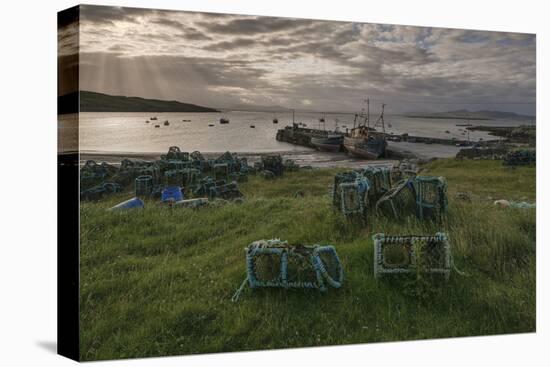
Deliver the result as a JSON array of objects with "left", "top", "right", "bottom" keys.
[{"left": 79, "top": 159, "right": 535, "bottom": 361}]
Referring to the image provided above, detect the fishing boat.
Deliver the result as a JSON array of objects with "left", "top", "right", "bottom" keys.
[
  {"left": 164, "top": 120, "right": 170, "bottom": 126},
  {"left": 150, "top": 117, "right": 158, "bottom": 120},
  {"left": 220, "top": 118, "right": 229, "bottom": 124},
  {"left": 154, "top": 124, "right": 160, "bottom": 128},
  {"left": 250, "top": 125, "right": 256, "bottom": 128},
  {"left": 311, "top": 134, "right": 344, "bottom": 152},
  {"left": 343, "top": 99, "right": 387, "bottom": 159}
]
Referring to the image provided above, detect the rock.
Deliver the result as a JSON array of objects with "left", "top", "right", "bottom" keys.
[{"left": 494, "top": 199, "right": 510, "bottom": 208}]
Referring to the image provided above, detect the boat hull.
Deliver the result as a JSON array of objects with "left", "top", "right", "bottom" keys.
[
  {"left": 311, "top": 136, "right": 343, "bottom": 152},
  {"left": 343, "top": 136, "right": 386, "bottom": 159}
]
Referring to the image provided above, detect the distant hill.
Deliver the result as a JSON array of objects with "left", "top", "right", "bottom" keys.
[
  {"left": 58, "top": 91, "right": 219, "bottom": 114},
  {"left": 405, "top": 109, "right": 535, "bottom": 121}
]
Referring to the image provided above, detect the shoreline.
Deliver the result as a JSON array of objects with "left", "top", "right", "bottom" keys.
[{"left": 79, "top": 149, "right": 400, "bottom": 169}]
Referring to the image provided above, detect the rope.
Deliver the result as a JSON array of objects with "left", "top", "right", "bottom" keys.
[
  {"left": 231, "top": 276, "right": 249, "bottom": 303},
  {"left": 450, "top": 252, "right": 467, "bottom": 277}
]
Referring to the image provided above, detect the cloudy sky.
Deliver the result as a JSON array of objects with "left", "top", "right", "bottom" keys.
[{"left": 59, "top": 5, "right": 536, "bottom": 114}]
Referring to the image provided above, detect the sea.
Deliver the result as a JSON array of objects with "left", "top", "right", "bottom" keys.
[{"left": 60, "top": 111, "right": 534, "bottom": 158}]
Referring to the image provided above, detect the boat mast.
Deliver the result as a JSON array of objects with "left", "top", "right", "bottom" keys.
[{"left": 366, "top": 98, "right": 370, "bottom": 129}]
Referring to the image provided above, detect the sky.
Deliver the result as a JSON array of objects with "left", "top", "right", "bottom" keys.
[{"left": 59, "top": 5, "right": 536, "bottom": 114}]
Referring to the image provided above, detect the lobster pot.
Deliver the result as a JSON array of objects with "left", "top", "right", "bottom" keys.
[
  {"left": 164, "top": 169, "right": 184, "bottom": 186},
  {"left": 213, "top": 163, "right": 229, "bottom": 181},
  {"left": 193, "top": 176, "right": 216, "bottom": 196},
  {"left": 337, "top": 181, "right": 369, "bottom": 217},
  {"left": 229, "top": 172, "right": 248, "bottom": 182},
  {"left": 135, "top": 175, "right": 154, "bottom": 197},
  {"left": 261, "top": 155, "right": 284, "bottom": 176},
  {"left": 373, "top": 233, "right": 451, "bottom": 279},
  {"left": 332, "top": 171, "right": 362, "bottom": 208},
  {"left": 361, "top": 166, "right": 392, "bottom": 207},
  {"left": 81, "top": 182, "right": 121, "bottom": 201},
  {"left": 139, "top": 164, "right": 161, "bottom": 185},
  {"left": 209, "top": 181, "right": 242, "bottom": 200},
  {"left": 415, "top": 176, "right": 448, "bottom": 220},
  {"left": 166, "top": 160, "right": 192, "bottom": 171},
  {"left": 245, "top": 240, "right": 344, "bottom": 291},
  {"left": 375, "top": 178, "right": 417, "bottom": 220},
  {"left": 163, "top": 146, "right": 190, "bottom": 161},
  {"left": 503, "top": 149, "right": 536, "bottom": 166},
  {"left": 182, "top": 168, "right": 201, "bottom": 187}
]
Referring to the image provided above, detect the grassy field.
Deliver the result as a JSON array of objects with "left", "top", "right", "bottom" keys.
[{"left": 79, "top": 158, "right": 536, "bottom": 361}]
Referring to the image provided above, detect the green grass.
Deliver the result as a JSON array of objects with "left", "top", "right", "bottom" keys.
[{"left": 79, "top": 159, "right": 536, "bottom": 361}]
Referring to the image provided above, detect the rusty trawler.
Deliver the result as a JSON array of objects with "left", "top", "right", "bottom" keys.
[{"left": 343, "top": 99, "right": 387, "bottom": 159}]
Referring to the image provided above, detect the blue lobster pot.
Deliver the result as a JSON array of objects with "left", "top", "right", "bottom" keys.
[
  {"left": 109, "top": 197, "right": 144, "bottom": 211},
  {"left": 161, "top": 186, "right": 183, "bottom": 202}
]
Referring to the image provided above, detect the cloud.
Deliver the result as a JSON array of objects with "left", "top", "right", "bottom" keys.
[{"left": 75, "top": 5, "right": 536, "bottom": 114}]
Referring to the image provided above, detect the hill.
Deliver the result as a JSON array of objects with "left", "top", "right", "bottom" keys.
[
  {"left": 405, "top": 109, "right": 535, "bottom": 121},
  {"left": 58, "top": 91, "right": 219, "bottom": 114}
]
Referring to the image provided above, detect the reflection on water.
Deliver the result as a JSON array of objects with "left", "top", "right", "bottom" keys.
[{"left": 76, "top": 111, "right": 531, "bottom": 154}]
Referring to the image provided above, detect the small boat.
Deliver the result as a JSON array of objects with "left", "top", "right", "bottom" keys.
[
  {"left": 208, "top": 124, "right": 214, "bottom": 127},
  {"left": 445, "top": 130, "right": 450, "bottom": 134},
  {"left": 154, "top": 124, "right": 160, "bottom": 128},
  {"left": 250, "top": 125, "right": 256, "bottom": 128},
  {"left": 164, "top": 120, "right": 170, "bottom": 126},
  {"left": 145, "top": 120, "right": 150, "bottom": 123},
  {"left": 150, "top": 117, "right": 158, "bottom": 120},
  {"left": 220, "top": 117, "right": 229, "bottom": 124},
  {"left": 273, "top": 118, "right": 278, "bottom": 124},
  {"left": 182, "top": 119, "right": 191, "bottom": 122},
  {"left": 311, "top": 134, "right": 344, "bottom": 152}
]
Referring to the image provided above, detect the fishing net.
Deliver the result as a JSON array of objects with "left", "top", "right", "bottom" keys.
[
  {"left": 284, "top": 159, "right": 299, "bottom": 172},
  {"left": 134, "top": 175, "right": 153, "bottom": 197},
  {"left": 138, "top": 164, "right": 161, "bottom": 185},
  {"left": 80, "top": 160, "right": 118, "bottom": 189},
  {"left": 415, "top": 176, "right": 448, "bottom": 220},
  {"left": 80, "top": 182, "right": 121, "bottom": 201},
  {"left": 213, "top": 163, "right": 229, "bottom": 181},
  {"left": 337, "top": 181, "right": 369, "bottom": 217},
  {"left": 209, "top": 181, "right": 243, "bottom": 200},
  {"left": 164, "top": 168, "right": 201, "bottom": 188},
  {"left": 161, "top": 146, "right": 189, "bottom": 161},
  {"left": 375, "top": 178, "right": 417, "bottom": 220},
  {"left": 232, "top": 239, "right": 344, "bottom": 301},
  {"left": 373, "top": 233, "right": 451, "bottom": 279},
  {"left": 360, "top": 166, "right": 392, "bottom": 207},
  {"left": 376, "top": 176, "right": 447, "bottom": 221},
  {"left": 332, "top": 171, "right": 361, "bottom": 207},
  {"left": 261, "top": 155, "right": 284, "bottom": 176},
  {"left": 503, "top": 149, "right": 536, "bottom": 166}
]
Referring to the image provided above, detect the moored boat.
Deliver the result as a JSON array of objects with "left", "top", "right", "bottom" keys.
[
  {"left": 311, "top": 134, "right": 343, "bottom": 152},
  {"left": 343, "top": 135, "right": 387, "bottom": 159},
  {"left": 343, "top": 99, "right": 388, "bottom": 159}
]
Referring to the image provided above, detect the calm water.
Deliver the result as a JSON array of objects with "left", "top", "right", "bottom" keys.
[{"left": 70, "top": 111, "right": 533, "bottom": 154}]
